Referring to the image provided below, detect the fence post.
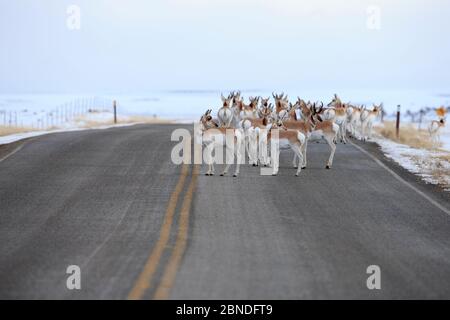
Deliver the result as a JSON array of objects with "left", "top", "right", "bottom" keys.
[
  {"left": 113, "top": 100, "right": 117, "bottom": 124},
  {"left": 396, "top": 105, "right": 401, "bottom": 139}
]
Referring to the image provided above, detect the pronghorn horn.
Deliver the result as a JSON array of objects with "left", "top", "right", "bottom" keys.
[{"left": 318, "top": 104, "right": 324, "bottom": 114}]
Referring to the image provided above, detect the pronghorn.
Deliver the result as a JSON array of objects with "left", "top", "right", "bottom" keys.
[
  {"left": 327, "top": 94, "right": 348, "bottom": 143},
  {"left": 232, "top": 96, "right": 259, "bottom": 165},
  {"left": 284, "top": 103, "right": 339, "bottom": 170},
  {"left": 241, "top": 104, "right": 275, "bottom": 166},
  {"left": 428, "top": 118, "right": 445, "bottom": 146},
  {"left": 267, "top": 119, "right": 306, "bottom": 176},
  {"left": 360, "top": 104, "right": 382, "bottom": 141},
  {"left": 347, "top": 104, "right": 362, "bottom": 138},
  {"left": 217, "top": 92, "right": 234, "bottom": 127},
  {"left": 198, "top": 109, "right": 244, "bottom": 177}
]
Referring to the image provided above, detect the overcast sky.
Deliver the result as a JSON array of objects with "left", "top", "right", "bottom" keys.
[{"left": 1, "top": 0, "right": 449, "bottom": 94}]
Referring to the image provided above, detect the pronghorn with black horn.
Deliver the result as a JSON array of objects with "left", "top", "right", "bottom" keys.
[
  {"left": 284, "top": 102, "right": 339, "bottom": 170},
  {"left": 360, "top": 104, "right": 382, "bottom": 141},
  {"left": 197, "top": 109, "right": 244, "bottom": 177}
]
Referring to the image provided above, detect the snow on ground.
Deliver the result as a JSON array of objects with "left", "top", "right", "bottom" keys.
[
  {"left": 0, "top": 120, "right": 139, "bottom": 145},
  {"left": 0, "top": 111, "right": 172, "bottom": 146},
  {"left": 372, "top": 135, "right": 450, "bottom": 191}
]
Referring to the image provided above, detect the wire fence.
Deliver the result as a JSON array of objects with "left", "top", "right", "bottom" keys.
[{"left": 0, "top": 96, "right": 116, "bottom": 130}]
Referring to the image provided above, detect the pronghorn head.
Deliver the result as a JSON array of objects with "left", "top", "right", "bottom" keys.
[
  {"left": 372, "top": 103, "right": 383, "bottom": 115},
  {"left": 231, "top": 91, "right": 242, "bottom": 107},
  {"left": 249, "top": 96, "right": 259, "bottom": 109},
  {"left": 221, "top": 92, "right": 233, "bottom": 108},
  {"left": 271, "top": 118, "right": 287, "bottom": 131},
  {"left": 258, "top": 103, "right": 272, "bottom": 119},
  {"left": 296, "top": 98, "right": 312, "bottom": 120},
  {"left": 260, "top": 97, "right": 270, "bottom": 108},
  {"left": 328, "top": 94, "right": 342, "bottom": 108},
  {"left": 200, "top": 109, "right": 218, "bottom": 129},
  {"left": 311, "top": 103, "right": 324, "bottom": 123},
  {"left": 272, "top": 92, "right": 289, "bottom": 114},
  {"left": 288, "top": 102, "right": 299, "bottom": 120}
]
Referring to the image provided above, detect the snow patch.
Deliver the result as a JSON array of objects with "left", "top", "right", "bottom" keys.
[{"left": 373, "top": 136, "right": 450, "bottom": 191}]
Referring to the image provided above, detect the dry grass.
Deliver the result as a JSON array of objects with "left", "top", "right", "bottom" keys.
[
  {"left": 73, "top": 114, "right": 174, "bottom": 128},
  {"left": 0, "top": 114, "right": 174, "bottom": 137},
  {"left": 0, "top": 126, "right": 35, "bottom": 137},
  {"left": 375, "top": 121, "right": 440, "bottom": 150},
  {"left": 409, "top": 153, "right": 450, "bottom": 190}
]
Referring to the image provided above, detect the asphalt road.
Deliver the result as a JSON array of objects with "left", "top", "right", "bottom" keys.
[{"left": 0, "top": 124, "right": 449, "bottom": 299}]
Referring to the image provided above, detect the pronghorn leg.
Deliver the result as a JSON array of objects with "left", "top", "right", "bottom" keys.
[
  {"left": 221, "top": 149, "right": 231, "bottom": 176},
  {"left": 252, "top": 131, "right": 259, "bottom": 166},
  {"left": 291, "top": 143, "right": 303, "bottom": 176},
  {"left": 259, "top": 134, "right": 269, "bottom": 167},
  {"left": 301, "top": 140, "right": 308, "bottom": 169},
  {"left": 341, "top": 122, "right": 347, "bottom": 144},
  {"left": 361, "top": 121, "right": 366, "bottom": 141},
  {"left": 246, "top": 130, "right": 257, "bottom": 166},
  {"left": 271, "top": 141, "right": 279, "bottom": 176},
  {"left": 360, "top": 122, "right": 364, "bottom": 141},
  {"left": 207, "top": 143, "right": 216, "bottom": 175},
  {"left": 324, "top": 135, "right": 336, "bottom": 169},
  {"left": 233, "top": 137, "right": 243, "bottom": 177},
  {"left": 368, "top": 122, "right": 373, "bottom": 140},
  {"left": 204, "top": 143, "right": 212, "bottom": 175},
  {"left": 292, "top": 153, "right": 298, "bottom": 168}
]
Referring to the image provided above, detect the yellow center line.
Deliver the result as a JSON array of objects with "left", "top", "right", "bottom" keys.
[
  {"left": 153, "top": 164, "right": 200, "bottom": 300},
  {"left": 127, "top": 164, "right": 189, "bottom": 300}
]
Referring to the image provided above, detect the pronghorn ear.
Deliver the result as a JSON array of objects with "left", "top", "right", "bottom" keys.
[
  {"left": 317, "top": 115, "right": 323, "bottom": 122},
  {"left": 221, "top": 93, "right": 226, "bottom": 102}
]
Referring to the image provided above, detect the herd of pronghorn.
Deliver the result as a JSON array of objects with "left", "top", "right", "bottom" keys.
[{"left": 197, "top": 91, "right": 446, "bottom": 177}]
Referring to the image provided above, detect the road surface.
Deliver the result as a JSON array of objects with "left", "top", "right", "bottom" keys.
[{"left": 0, "top": 124, "right": 449, "bottom": 299}]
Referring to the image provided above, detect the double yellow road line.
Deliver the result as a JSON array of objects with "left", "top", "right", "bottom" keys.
[{"left": 128, "top": 164, "right": 199, "bottom": 300}]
